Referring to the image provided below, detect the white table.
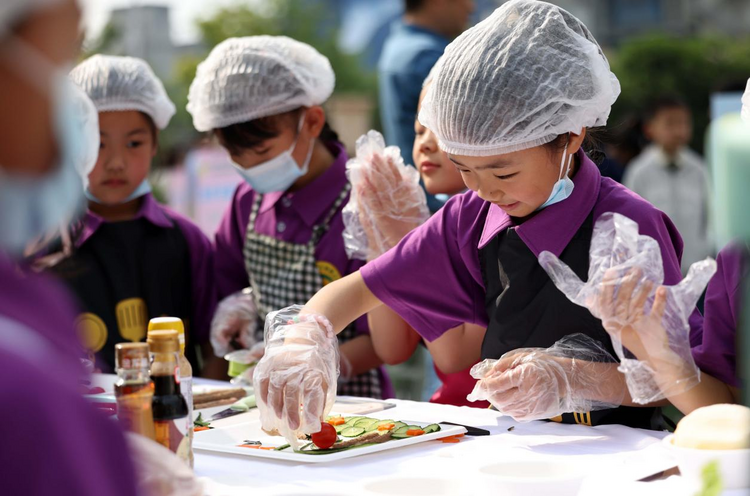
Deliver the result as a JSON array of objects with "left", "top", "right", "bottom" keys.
[
  {"left": 92, "top": 375, "right": 745, "bottom": 496},
  {"left": 195, "top": 398, "right": 683, "bottom": 496}
]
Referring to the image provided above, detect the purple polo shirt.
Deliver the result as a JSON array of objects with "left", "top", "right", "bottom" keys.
[
  {"left": 80, "top": 193, "right": 216, "bottom": 345},
  {"left": 361, "top": 150, "right": 698, "bottom": 344},
  {"left": 214, "top": 141, "right": 394, "bottom": 397},
  {"left": 0, "top": 254, "right": 138, "bottom": 495},
  {"left": 691, "top": 243, "right": 746, "bottom": 388},
  {"left": 215, "top": 141, "right": 365, "bottom": 299}
]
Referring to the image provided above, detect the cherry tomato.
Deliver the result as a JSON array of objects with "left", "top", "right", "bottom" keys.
[{"left": 311, "top": 422, "right": 337, "bottom": 449}]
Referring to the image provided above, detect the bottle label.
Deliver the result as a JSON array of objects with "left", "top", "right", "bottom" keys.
[{"left": 154, "top": 417, "right": 190, "bottom": 465}]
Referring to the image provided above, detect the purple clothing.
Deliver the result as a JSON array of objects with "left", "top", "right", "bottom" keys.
[
  {"left": 214, "top": 141, "right": 394, "bottom": 398},
  {"left": 80, "top": 193, "right": 216, "bottom": 345},
  {"left": 691, "top": 243, "right": 746, "bottom": 388},
  {"left": 361, "top": 150, "right": 698, "bottom": 344},
  {"left": 0, "top": 254, "right": 137, "bottom": 496}
]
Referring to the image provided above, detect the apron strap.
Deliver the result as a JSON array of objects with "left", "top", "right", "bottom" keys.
[{"left": 311, "top": 183, "right": 351, "bottom": 244}]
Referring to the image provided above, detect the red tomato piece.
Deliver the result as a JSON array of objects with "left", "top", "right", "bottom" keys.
[{"left": 311, "top": 422, "right": 337, "bottom": 449}]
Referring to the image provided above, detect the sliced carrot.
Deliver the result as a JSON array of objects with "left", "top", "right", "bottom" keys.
[
  {"left": 406, "top": 429, "right": 425, "bottom": 436},
  {"left": 377, "top": 423, "right": 396, "bottom": 431},
  {"left": 238, "top": 444, "right": 261, "bottom": 449},
  {"left": 194, "top": 426, "right": 211, "bottom": 432},
  {"left": 327, "top": 417, "right": 346, "bottom": 426},
  {"left": 441, "top": 438, "right": 461, "bottom": 443}
]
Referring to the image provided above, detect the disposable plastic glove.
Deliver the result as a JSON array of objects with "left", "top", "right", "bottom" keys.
[
  {"left": 125, "top": 432, "right": 203, "bottom": 496},
  {"left": 467, "top": 334, "right": 623, "bottom": 421},
  {"left": 210, "top": 288, "right": 257, "bottom": 357},
  {"left": 252, "top": 305, "right": 339, "bottom": 448},
  {"left": 538, "top": 212, "right": 716, "bottom": 404},
  {"left": 343, "top": 130, "right": 430, "bottom": 261}
]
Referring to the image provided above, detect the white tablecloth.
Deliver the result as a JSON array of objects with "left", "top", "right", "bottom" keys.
[{"left": 196, "top": 399, "right": 681, "bottom": 496}]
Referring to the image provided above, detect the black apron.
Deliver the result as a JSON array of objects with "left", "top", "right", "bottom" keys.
[
  {"left": 48, "top": 217, "right": 196, "bottom": 373},
  {"left": 479, "top": 213, "right": 665, "bottom": 430}
]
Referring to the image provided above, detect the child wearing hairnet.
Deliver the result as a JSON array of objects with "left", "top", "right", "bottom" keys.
[
  {"left": 187, "top": 36, "right": 391, "bottom": 399},
  {"left": 35, "top": 55, "right": 217, "bottom": 375},
  {"left": 250, "top": 0, "right": 704, "bottom": 441}
]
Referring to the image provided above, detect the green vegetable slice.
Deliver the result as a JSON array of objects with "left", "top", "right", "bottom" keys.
[
  {"left": 340, "top": 426, "right": 366, "bottom": 437},
  {"left": 423, "top": 424, "right": 441, "bottom": 434},
  {"left": 353, "top": 418, "right": 378, "bottom": 430}
]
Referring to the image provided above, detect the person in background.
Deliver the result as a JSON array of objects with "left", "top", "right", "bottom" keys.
[
  {"left": 379, "top": 0, "right": 474, "bottom": 213},
  {"left": 33, "top": 55, "right": 220, "bottom": 377},
  {"left": 188, "top": 36, "right": 391, "bottom": 398},
  {"left": 624, "top": 96, "right": 713, "bottom": 274},
  {"left": 354, "top": 69, "right": 488, "bottom": 408},
  {"left": 0, "top": 0, "right": 139, "bottom": 494}
]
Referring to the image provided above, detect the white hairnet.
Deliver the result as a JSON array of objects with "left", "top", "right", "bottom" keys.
[
  {"left": 70, "top": 54, "right": 176, "bottom": 129},
  {"left": 69, "top": 82, "right": 99, "bottom": 187},
  {"left": 187, "top": 35, "right": 335, "bottom": 132},
  {"left": 0, "top": 0, "right": 66, "bottom": 37},
  {"left": 742, "top": 78, "right": 750, "bottom": 123},
  {"left": 422, "top": 55, "right": 444, "bottom": 88},
  {"left": 419, "top": 0, "right": 621, "bottom": 157}
]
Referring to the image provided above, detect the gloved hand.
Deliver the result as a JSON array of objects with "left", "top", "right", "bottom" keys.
[
  {"left": 342, "top": 130, "right": 430, "bottom": 261},
  {"left": 210, "top": 288, "right": 258, "bottom": 357},
  {"left": 467, "top": 334, "right": 623, "bottom": 422},
  {"left": 538, "top": 212, "right": 717, "bottom": 404},
  {"left": 125, "top": 432, "right": 203, "bottom": 496},
  {"left": 252, "top": 305, "right": 339, "bottom": 448}
]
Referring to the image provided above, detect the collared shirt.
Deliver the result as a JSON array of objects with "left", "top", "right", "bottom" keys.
[
  {"left": 624, "top": 144, "right": 713, "bottom": 273},
  {"left": 692, "top": 242, "right": 746, "bottom": 388},
  {"left": 0, "top": 254, "right": 138, "bottom": 496},
  {"left": 79, "top": 193, "right": 216, "bottom": 346},
  {"left": 361, "top": 150, "right": 697, "bottom": 344},
  {"left": 215, "top": 141, "right": 365, "bottom": 301},
  {"left": 378, "top": 21, "right": 448, "bottom": 211}
]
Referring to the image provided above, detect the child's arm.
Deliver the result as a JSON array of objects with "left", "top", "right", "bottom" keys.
[
  {"left": 304, "top": 271, "right": 383, "bottom": 333},
  {"left": 339, "top": 334, "right": 384, "bottom": 377},
  {"left": 425, "top": 323, "right": 485, "bottom": 374},
  {"left": 367, "top": 305, "right": 421, "bottom": 365}
]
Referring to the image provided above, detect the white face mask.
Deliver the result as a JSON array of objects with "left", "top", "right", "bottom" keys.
[
  {"left": 231, "top": 113, "right": 314, "bottom": 194},
  {"left": 0, "top": 37, "right": 84, "bottom": 256},
  {"left": 537, "top": 138, "right": 575, "bottom": 211}
]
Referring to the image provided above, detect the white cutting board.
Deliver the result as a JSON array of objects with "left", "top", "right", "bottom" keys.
[{"left": 193, "top": 415, "right": 466, "bottom": 463}]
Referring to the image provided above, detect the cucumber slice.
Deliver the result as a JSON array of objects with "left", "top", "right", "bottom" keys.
[
  {"left": 334, "top": 423, "right": 350, "bottom": 433},
  {"left": 353, "top": 418, "right": 378, "bottom": 430},
  {"left": 423, "top": 424, "right": 441, "bottom": 434},
  {"left": 340, "top": 426, "right": 366, "bottom": 438},
  {"left": 391, "top": 422, "right": 407, "bottom": 430},
  {"left": 343, "top": 416, "right": 365, "bottom": 425},
  {"left": 391, "top": 425, "right": 410, "bottom": 439}
]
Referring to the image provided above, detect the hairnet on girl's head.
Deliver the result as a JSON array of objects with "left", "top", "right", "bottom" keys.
[
  {"left": 419, "top": 0, "right": 620, "bottom": 157},
  {"left": 70, "top": 55, "right": 176, "bottom": 129},
  {"left": 187, "top": 36, "right": 335, "bottom": 132},
  {"left": 68, "top": 83, "right": 99, "bottom": 186},
  {"left": 742, "top": 78, "right": 750, "bottom": 123}
]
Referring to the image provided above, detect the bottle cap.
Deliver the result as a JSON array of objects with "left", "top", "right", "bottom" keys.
[
  {"left": 115, "top": 342, "right": 150, "bottom": 370},
  {"left": 148, "top": 317, "right": 185, "bottom": 352}
]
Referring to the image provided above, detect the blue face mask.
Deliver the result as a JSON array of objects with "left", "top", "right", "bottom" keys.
[
  {"left": 232, "top": 114, "right": 314, "bottom": 194},
  {"left": 537, "top": 140, "right": 575, "bottom": 211},
  {"left": 85, "top": 178, "right": 152, "bottom": 205},
  {"left": 0, "top": 38, "right": 84, "bottom": 256}
]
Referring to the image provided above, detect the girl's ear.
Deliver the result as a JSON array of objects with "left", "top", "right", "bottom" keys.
[
  {"left": 304, "top": 105, "right": 326, "bottom": 139},
  {"left": 567, "top": 128, "right": 587, "bottom": 155}
]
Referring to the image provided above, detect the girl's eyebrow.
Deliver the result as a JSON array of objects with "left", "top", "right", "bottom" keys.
[
  {"left": 448, "top": 156, "right": 510, "bottom": 170},
  {"left": 126, "top": 128, "right": 149, "bottom": 136}
]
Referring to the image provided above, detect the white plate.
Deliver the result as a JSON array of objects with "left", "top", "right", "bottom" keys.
[{"left": 194, "top": 417, "right": 466, "bottom": 463}]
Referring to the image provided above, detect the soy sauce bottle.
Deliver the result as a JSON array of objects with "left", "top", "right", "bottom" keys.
[{"left": 147, "top": 330, "right": 191, "bottom": 466}]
